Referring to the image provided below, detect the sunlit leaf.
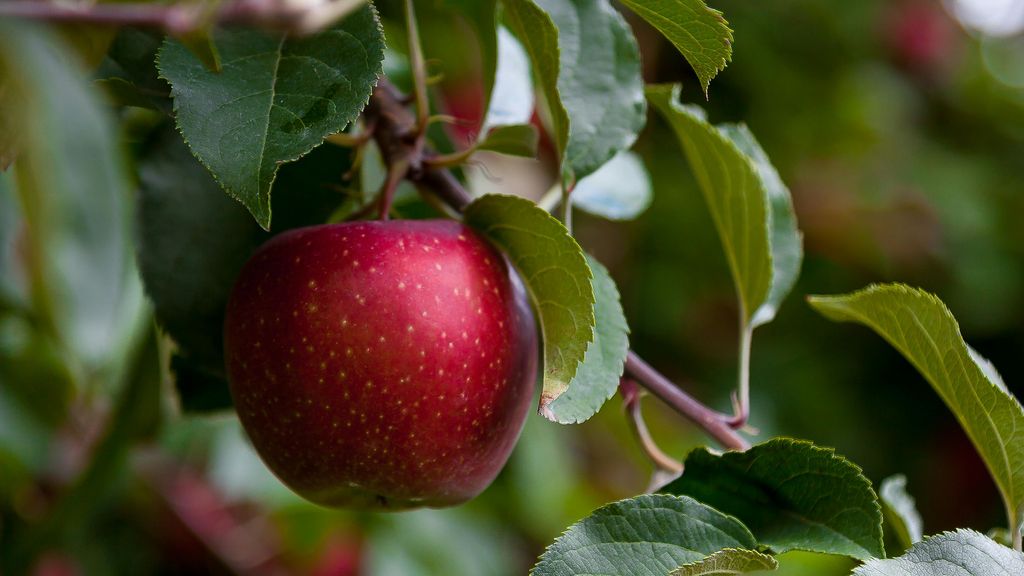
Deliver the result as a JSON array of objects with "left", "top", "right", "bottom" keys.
[
  {"left": 545, "top": 255, "right": 628, "bottom": 424},
  {"left": 648, "top": 84, "right": 802, "bottom": 327},
  {"left": 532, "top": 494, "right": 758, "bottom": 576},
  {"left": 809, "top": 284, "right": 1024, "bottom": 543},
  {"left": 617, "top": 0, "right": 732, "bottom": 94},
  {"left": 504, "top": 0, "right": 645, "bottom": 181},
  {"left": 854, "top": 530, "right": 1024, "bottom": 576},
  {"left": 463, "top": 194, "right": 594, "bottom": 414},
  {"left": 670, "top": 548, "right": 778, "bottom": 575}
]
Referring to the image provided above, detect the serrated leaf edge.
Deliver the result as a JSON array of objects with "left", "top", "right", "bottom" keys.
[
  {"left": 155, "top": 5, "right": 384, "bottom": 231},
  {"left": 669, "top": 547, "right": 778, "bottom": 576},
  {"left": 547, "top": 254, "right": 630, "bottom": 424},
  {"left": 529, "top": 493, "right": 758, "bottom": 576},
  {"left": 673, "top": 437, "right": 886, "bottom": 560},
  {"left": 807, "top": 282, "right": 1024, "bottom": 537},
  {"left": 854, "top": 529, "right": 1023, "bottom": 575}
]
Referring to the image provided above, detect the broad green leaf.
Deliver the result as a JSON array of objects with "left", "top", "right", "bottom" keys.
[
  {"left": 854, "top": 530, "right": 1024, "bottom": 576},
  {"left": 617, "top": 0, "right": 732, "bottom": 94},
  {"left": 0, "top": 22, "right": 143, "bottom": 372},
  {"left": 670, "top": 548, "right": 778, "bottom": 575},
  {"left": 546, "top": 256, "right": 629, "bottom": 424},
  {"left": 720, "top": 124, "right": 802, "bottom": 327},
  {"left": 532, "top": 494, "right": 758, "bottom": 576},
  {"left": 572, "top": 150, "right": 652, "bottom": 220},
  {"left": 808, "top": 284, "right": 1024, "bottom": 541},
  {"left": 661, "top": 438, "right": 885, "bottom": 560},
  {"left": 478, "top": 124, "right": 540, "bottom": 157},
  {"left": 483, "top": 27, "right": 534, "bottom": 130},
  {"left": 880, "top": 475, "right": 923, "bottom": 550},
  {"left": 647, "top": 84, "right": 802, "bottom": 327},
  {"left": 157, "top": 5, "right": 384, "bottom": 230},
  {"left": 504, "top": 0, "right": 646, "bottom": 181},
  {"left": 463, "top": 194, "right": 595, "bottom": 412},
  {"left": 502, "top": 0, "right": 568, "bottom": 157},
  {"left": 136, "top": 126, "right": 347, "bottom": 412}
]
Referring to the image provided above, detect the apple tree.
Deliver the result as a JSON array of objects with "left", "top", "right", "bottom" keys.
[{"left": 1, "top": 0, "right": 1023, "bottom": 574}]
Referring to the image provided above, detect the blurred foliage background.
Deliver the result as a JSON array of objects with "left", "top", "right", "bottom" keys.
[{"left": 3, "top": 0, "right": 1024, "bottom": 574}]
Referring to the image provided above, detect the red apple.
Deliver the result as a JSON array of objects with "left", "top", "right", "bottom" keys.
[{"left": 223, "top": 220, "right": 537, "bottom": 509}]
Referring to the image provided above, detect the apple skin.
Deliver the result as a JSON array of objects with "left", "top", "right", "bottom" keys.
[{"left": 224, "top": 219, "right": 538, "bottom": 509}]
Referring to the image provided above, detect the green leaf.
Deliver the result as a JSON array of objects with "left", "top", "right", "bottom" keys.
[
  {"left": 477, "top": 124, "right": 540, "bottom": 157},
  {"left": 572, "top": 150, "right": 652, "bottom": 221},
  {"left": 532, "top": 494, "right": 758, "bottom": 576},
  {"left": 136, "top": 126, "right": 264, "bottom": 410},
  {"left": 661, "top": 438, "right": 885, "bottom": 560},
  {"left": 463, "top": 194, "right": 595, "bottom": 415},
  {"left": 0, "top": 22, "right": 143, "bottom": 372},
  {"left": 617, "top": 0, "right": 732, "bottom": 95},
  {"left": 880, "top": 475, "right": 923, "bottom": 550},
  {"left": 504, "top": 0, "right": 646, "bottom": 181},
  {"left": 157, "top": 5, "right": 384, "bottom": 230},
  {"left": 176, "top": 28, "right": 221, "bottom": 73},
  {"left": 854, "top": 530, "right": 1024, "bottom": 576},
  {"left": 136, "top": 126, "right": 347, "bottom": 412},
  {"left": 94, "top": 28, "right": 172, "bottom": 111},
  {"left": 647, "top": 84, "right": 802, "bottom": 327},
  {"left": 670, "top": 548, "right": 778, "bottom": 575},
  {"left": 502, "top": 0, "right": 567, "bottom": 155},
  {"left": 546, "top": 255, "right": 629, "bottom": 424},
  {"left": 720, "top": 124, "right": 802, "bottom": 327},
  {"left": 808, "top": 284, "right": 1024, "bottom": 542}
]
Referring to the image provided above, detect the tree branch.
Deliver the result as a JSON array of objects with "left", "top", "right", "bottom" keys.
[
  {"left": 624, "top": 352, "right": 749, "bottom": 451},
  {"left": 0, "top": 0, "right": 366, "bottom": 35}
]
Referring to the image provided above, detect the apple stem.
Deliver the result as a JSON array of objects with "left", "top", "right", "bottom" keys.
[
  {"left": 620, "top": 379, "right": 685, "bottom": 474},
  {"left": 722, "top": 323, "right": 753, "bottom": 429},
  {"left": 403, "top": 0, "right": 431, "bottom": 169},
  {"left": 363, "top": 80, "right": 750, "bottom": 452},
  {"left": 623, "top": 353, "right": 750, "bottom": 451},
  {"left": 377, "top": 158, "right": 410, "bottom": 220}
]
